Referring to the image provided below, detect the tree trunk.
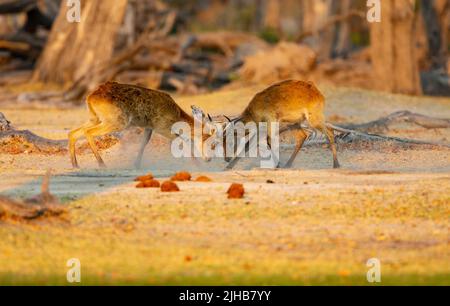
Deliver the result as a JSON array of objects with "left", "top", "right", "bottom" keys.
[
  {"left": 300, "top": 0, "right": 336, "bottom": 59},
  {"left": 370, "top": 0, "right": 422, "bottom": 95},
  {"left": 262, "top": 0, "right": 280, "bottom": 30},
  {"left": 32, "top": 0, "right": 128, "bottom": 85},
  {"left": 331, "top": 0, "right": 352, "bottom": 58},
  {"left": 318, "top": 0, "right": 335, "bottom": 59},
  {"left": 420, "top": 0, "right": 449, "bottom": 70}
]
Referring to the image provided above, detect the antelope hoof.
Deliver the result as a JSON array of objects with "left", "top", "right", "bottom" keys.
[
  {"left": 225, "top": 164, "right": 234, "bottom": 171},
  {"left": 333, "top": 161, "right": 341, "bottom": 169}
]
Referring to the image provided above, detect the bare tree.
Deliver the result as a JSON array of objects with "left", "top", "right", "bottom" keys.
[
  {"left": 298, "top": 0, "right": 363, "bottom": 60},
  {"left": 262, "top": 0, "right": 280, "bottom": 31},
  {"left": 370, "top": 0, "right": 422, "bottom": 95},
  {"left": 420, "top": 0, "right": 449, "bottom": 70},
  {"left": 32, "top": 0, "right": 128, "bottom": 85},
  {"left": 331, "top": 0, "right": 352, "bottom": 58}
]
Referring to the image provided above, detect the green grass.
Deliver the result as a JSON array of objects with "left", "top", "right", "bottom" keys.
[{"left": 1, "top": 273, "right": 449, "bottom": 286}]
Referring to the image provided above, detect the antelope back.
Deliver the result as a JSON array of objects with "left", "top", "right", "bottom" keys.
[
  {"left": 88, "top": 82, "right": 188, "bottom": 129},
  {"left": 242, "top": 80, "right": 325, "bottom": 123}
]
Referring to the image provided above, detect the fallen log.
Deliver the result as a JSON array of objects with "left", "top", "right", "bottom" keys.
[
  {"left": 340, "top": 111, "right": 450, "bottom": 133},
  {"left": 0, "top": 129, "right": 67, "bottom": 154},
  {"left": 327, "top": 124, "right": 450, "bottom": 148},
  {"left": 0, "top": 0, "right": 36, "bottom": 14},
  {"left": 219, "top": 111, "right": 450, "bottom": 149},
  {"left": 0, "top": 112, "right": 120, "bottom": 154}
]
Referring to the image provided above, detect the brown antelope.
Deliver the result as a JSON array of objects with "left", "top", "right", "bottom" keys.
[
  {"left": 68, "top": 82, "right": 215, "bottom": 169},
  {"left": 218, "top": 80, "right": 340, "bottom": 169}
]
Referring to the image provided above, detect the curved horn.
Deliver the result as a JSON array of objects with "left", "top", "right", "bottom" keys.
[
  {"left": 208, "top": 114, "right": 213, "bottom": 121},
  {"left": 224, "top": 115, "right": 232, "bottom": 122}
]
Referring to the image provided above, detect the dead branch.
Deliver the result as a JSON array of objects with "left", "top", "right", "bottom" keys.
[
  {"left": 327, "top": 124, "right": 450, "bottom": 148},
  {"left": 0, "top": 129, "right": 67, "bottom": 153},
  {"left": 0, "top": 112, "right": 12, "bottom": 131},
  {"left": 0, "top": 31, "right": 45, "bottom": 60},
  {"left": 0, "top": 0, "right": 36, "bottom": 14},
  {"left": 182, "top": 32, "right": 268, "bottom": 58},
  {"left": 340, "top": 111, "right": 450, "bottom": 133},
  {"left": 0, "top": 112, "right": 120, "bottom": 154},
  {"left": 17, "top": 12, "right": 177, "bottom": 102},
  {"left": 63, "top": 10, "right": 178, "bottom": 102},
  {"left": 0, "top": 40, "right": 30, "bottom": 52},
  {"left": 0, "top": 171, "right": 66, "bottom": 221},
  {"left": 297, "top": 10, "right": 366, "bottom": 42},
  {"left": 218, "top": 111, "right": 450, "bottom": 149}
]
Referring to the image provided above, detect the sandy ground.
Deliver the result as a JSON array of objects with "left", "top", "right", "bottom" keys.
[{"left": 0, "top": 85, "right": 449, "bottom": 285}]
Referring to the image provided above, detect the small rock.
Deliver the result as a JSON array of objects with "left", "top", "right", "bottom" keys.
[
  {"left": 227, "top": 183, "right": 245, "bottom": 199},
  {"left": 147, "top": 180, "right": 161, "bottom": 188},
  {"left": 161, "top": 181, "right": 180, "bottom": 192},
  {"left": 171, "top": 171, "right": 192, "bottom": 182},
  {"left": 195, "top": 176, "right": 213, "bottom": 182}
]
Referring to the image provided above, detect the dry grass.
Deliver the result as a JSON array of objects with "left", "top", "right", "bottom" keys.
[
  {"left": 0, "top": 170, "right": 449, "bottom": 285},
  {"left": 0, "top": 85, "right": 449, "bottom": 285}
]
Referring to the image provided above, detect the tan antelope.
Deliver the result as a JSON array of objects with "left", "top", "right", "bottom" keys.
[
  {"left": 215, "top": 80, "right": 340, "bottom": 169},
  {"left": 68, "top": 82, "right": 215, "bottom": 169}
]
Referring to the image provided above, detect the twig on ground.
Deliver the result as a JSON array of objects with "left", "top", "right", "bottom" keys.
[{"left": 0, "top": 170, "right": 66, "bottom": 221}]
